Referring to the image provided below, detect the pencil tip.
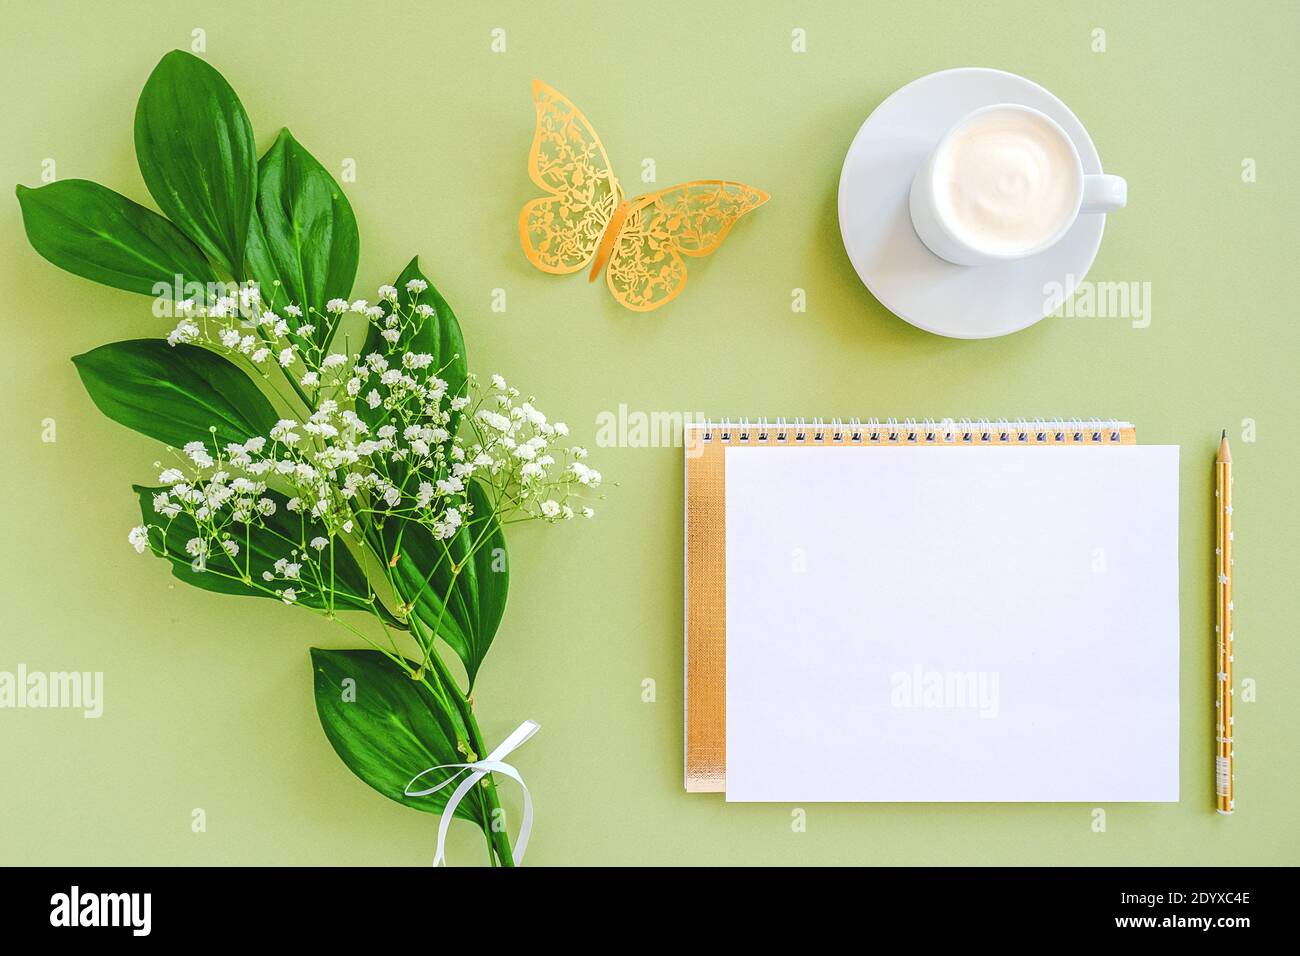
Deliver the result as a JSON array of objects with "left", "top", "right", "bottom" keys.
[{"left": 1222, "top": 429, "right": 1227, "bottom": 440}]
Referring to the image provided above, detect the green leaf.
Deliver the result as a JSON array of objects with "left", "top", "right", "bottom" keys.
[
  {"left": 134, "top": 50, "right": 256, "bottom": 275},
  {"left": 386, "top": 479, "right": 509, "bottom": 687},
  {"left": 310, "top": 648, "right": 482, "bottom": 821},
  {"left": 243, "top": 213, "right": 285, "bottom": 310},
  {"left": 357, "top": 257, "right": 467, "bottom": 437},
  {"left": 133, "top": 485, "right": 396, "bottom": 622},
  {"left": 355, "top": 258, "right": 493, "bottom": 679},
  {"left": 252, "top": 128, "right": 358, "bottom": 335},
  {"left": 73, "top": 339, "right": 278, "bottom": 449},
  {"left": 15, "top": 180, "right": 218, "bottom": 296}
]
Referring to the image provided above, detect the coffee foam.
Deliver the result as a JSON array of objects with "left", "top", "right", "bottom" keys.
[{"left": 934, "top": 108, "right": 1080, "bottom": 256}]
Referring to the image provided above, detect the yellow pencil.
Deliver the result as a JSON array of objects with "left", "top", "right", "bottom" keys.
[{"left": 1215, "top": 431, "right": 1235, "bottom": 815}]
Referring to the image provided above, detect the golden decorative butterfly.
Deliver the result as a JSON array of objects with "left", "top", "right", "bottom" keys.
[{"left": 519, "top": 80, "right": 769, "bottom": 312}]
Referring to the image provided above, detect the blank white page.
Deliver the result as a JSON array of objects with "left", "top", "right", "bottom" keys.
[{"left": 724, "top": 445, "right": 1179, "bottom": 802}]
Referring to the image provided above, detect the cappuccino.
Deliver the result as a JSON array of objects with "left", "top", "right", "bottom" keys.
[{"left": 932, "top": 107, "right": 1080, "bottom": 257}]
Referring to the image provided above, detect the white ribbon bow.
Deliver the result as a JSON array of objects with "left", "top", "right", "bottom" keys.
[{"left": 403, "top": 720, "right": 539, "bottom": 867}]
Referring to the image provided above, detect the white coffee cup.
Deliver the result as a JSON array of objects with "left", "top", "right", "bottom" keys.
[{"left": 909, "top": 103, "right": 1127, "bottom": 266}]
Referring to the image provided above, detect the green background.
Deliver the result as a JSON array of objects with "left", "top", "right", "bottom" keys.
[{"left": 2, "top": 0, "right": 1296, "bottom": 865}]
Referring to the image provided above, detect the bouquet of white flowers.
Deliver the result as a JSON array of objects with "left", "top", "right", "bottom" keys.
[{"left": 17, "top": 50, "right": 600, "bottom": 866}]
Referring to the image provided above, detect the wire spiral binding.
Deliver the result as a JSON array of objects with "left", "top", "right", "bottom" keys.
[{"left": 698, "top": 419, "right": 1129, "bottom": 444}]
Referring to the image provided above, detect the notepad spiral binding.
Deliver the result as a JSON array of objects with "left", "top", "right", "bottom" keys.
[{"left": 694, "top": 418, "right": 1133, "bottom": 445}]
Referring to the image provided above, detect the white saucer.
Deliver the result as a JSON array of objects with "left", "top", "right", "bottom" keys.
[{"left": 837, "top": 68, "right": 1106, "bottom": 339}]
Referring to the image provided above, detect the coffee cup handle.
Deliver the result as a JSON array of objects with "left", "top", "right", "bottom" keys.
[{"left": 1081, "top": 174, "right": 1127, "bottom": 214}]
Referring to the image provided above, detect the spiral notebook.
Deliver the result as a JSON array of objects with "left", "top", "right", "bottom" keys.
[{"left": 684, "top": 420, "right": 1180, "bottom": 802}]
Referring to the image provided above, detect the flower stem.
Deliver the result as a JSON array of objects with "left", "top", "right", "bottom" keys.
[
  {"left": 424, "top": 647, "right": 515, "bottom": 867},
  {"left": 467, "top": 708, "right": 515, "bottom": 868}
]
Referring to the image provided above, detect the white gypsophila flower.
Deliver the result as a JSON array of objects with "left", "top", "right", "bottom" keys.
[
  {"left": 280, "top": 587, "right": 297, "bottom": 605},
  {"left": 432, "top": 507, "right": 462, "bottom": 540},
  {"left": 128, "top": 526, "right": 149, "bottom": 553},
  {"left": 403, "top": 352, "right": 434, "bottom": 369},
  {"left": 478, "top": 410, "right": 512, "bottom": 433},
  {"left": 166, "top": 320, "right": 200, "bottom": 346},
  {"left": 183, "top": 441, "right": 214, "bottom": 468},
  {"left": 569, "top": 462, "right": 601, "bottom": 486},
  {"left": 416, "top": 482, "right": 435, "bottom": 509},
  {"left": 145, "top": 286, "right": 603, "bottom": 622}
]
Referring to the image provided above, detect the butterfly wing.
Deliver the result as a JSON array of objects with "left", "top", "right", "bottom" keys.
[
  {"left": 604, "top": 180, "right": 768, "bottom": 311},
  {"left": 519, "top": 80, "right": 623, "bottom": 275}
]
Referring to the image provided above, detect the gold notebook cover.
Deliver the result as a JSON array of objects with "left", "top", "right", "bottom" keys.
[{"left": 684, "top": 419, "right": 1139, "bottom": 793}]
